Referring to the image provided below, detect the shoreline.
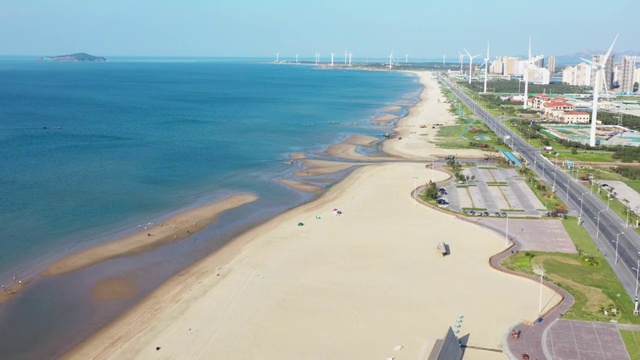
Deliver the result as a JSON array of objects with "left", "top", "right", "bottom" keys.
[
  {"left": 41, "top": 193, "right": 259, "bottom": 277},
  {"left": 62, "top": 71, "right": 558, "bottom": 359}
]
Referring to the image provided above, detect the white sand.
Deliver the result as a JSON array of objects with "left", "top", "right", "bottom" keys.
[
  {"left": 383, "top": 71, "right": 490, "bottom": 160},
  {"left": 66, "top": 163, "right": 557, "bottom": 360},
  {"left": 65, "top": 72, "right": 559, "bottom": 360}
]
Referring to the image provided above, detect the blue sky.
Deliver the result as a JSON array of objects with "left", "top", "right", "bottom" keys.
[{"left": 0, "top": 0, "right": 637, "bottom": 58}]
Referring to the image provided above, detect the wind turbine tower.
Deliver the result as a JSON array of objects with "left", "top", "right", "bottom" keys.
[
  {"left": 443, "top": 53, "right": 446, "bottom": 65},
  {"left": 458, "top": 52, "right": 464, "bottom": 72},
  {"left": 275, "top": 53, "right": 279, "bottom": 63},
  {"left": 348, "top": 52, "right": 352, "bottom": 66},
  {"left": 388, "top": 51, "right": 394, "bottom": 70},
  {"left": 330, "top": 52, "right": 335, "bottom": 67},
  {"left": 582, "top": 34, "right": 619, "bottom": 147},
  {"left": 483, "top": 42, "right": 490, "bottom": 93},
  {"left": 405, "top": 54, "right": 408, "bottom": 64},
  {"left": 523, "top": 38, "right": 532, "bottom": 109},
  {"left": 463, "top": 49, "right": 480, "bottom": 84},
  {"left": 315, "top": 52, "right": 319, "bottom": 65},
  {"left": 295, "top": 53, "right": 299, "bottom": 64}
]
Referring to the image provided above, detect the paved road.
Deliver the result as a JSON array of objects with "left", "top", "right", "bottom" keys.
[{"left": 439, "top": 75, "right": 640, "bottom": 303}]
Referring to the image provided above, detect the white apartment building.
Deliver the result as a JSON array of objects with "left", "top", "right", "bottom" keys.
[
  {"left": 547, "top": 56, "right": 556, "bottom": 73},
  {"left": 591, "top": 54, "right": 614, "bottom": 88},
  {"left": 619, "top": 56, "right": 636, "bottom": 93},
  {"left": 562, "top": 63, "right": 592, "bottom": 86},
  {"left": 528, "top": 67, "right": 550, "bottom": 85}
]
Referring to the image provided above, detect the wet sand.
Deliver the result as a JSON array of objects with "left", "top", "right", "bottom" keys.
[{"left": 42, "top": 193, "right": 258, "bottom": 276}]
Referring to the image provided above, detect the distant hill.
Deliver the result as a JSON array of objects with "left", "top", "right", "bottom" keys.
[
  {"left": 556, "top": 50, "right": 640, "bottom": 62},
  {"left": 39, "top": 53, "right": 107, "bottom": 62}
]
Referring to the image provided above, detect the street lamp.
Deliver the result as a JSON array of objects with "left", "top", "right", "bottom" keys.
[
  {"left": 552, "top": 164, "right": 557, "bottom": 191},
  {"left": 634, "top": 259, "right": 640, "bottom": 297},
  {"left": 413, "top": 176, "right": 418, "bottom": 206},
  {"left": 596, "top": 209, "right": 607, "bottom": 238},
  {"left": 579, "top": 192, "right": 589, "bottom": 224},
  {"left": 505, "top": 212, "right": 509, "bottom": 246},
  {"left": 614, "top": 232, "right": 624, "bottom": 264}
]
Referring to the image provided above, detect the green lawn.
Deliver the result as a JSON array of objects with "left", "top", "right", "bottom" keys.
[
  {"left": 627, "top": 180, "right": 640, "bottom": 194},
  {"left": 590, "top": 185, "right": 640, "bottom": 235},
  {"left": 501, "top": 217, "right": 640, "bottom": 324},
  {"left": 620, "top": 330, "right": 640, "bottom": 360}
]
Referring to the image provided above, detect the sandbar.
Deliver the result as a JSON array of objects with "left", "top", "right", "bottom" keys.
[
  {"left": 293, "top": 160, "right": 360, "bottom": 177},
  {"left": 277, "top": 178, "right": 322, "bottom": 193},
  {"left": 383, "top": 105, "right": 402, "bottom": 112},
  {"left": 42, "top": 193, "right": 258, "bottom": 276},
  {"left": 372, "top": 113, "right": 398, "bottom": 125}
]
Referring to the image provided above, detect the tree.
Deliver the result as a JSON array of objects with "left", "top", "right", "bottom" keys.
[
  {"left": 425, "top": 181, "right": 438, "bottom": 200},
  {"left": 571, "top": 147, "right": 578, "bottom": 154}
]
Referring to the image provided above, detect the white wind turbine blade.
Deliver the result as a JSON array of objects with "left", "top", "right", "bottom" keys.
[
  {"left": 463, "top": 48, "right": 471, "bottom": 58},
  {"left": 601, "top": 33, "right": 619, "bottom": 66},
  {"left": 580, "top": 58, "right": 598, "bottom": 67}
]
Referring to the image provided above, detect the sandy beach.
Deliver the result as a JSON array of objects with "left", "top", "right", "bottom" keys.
[
  {"left": 382, "top": 71, "right": 490, "bottom": 160},
  {"left": 63, "top": 71, "right": 560, "bottom": 360}
]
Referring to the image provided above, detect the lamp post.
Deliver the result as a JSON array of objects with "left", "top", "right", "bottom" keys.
[
  {"left": 413, "top": 176, "right": 418, "bottom": 206},
  {"left": 596, "top": 209, "right": 606, "bottom": 238},
  {"left": 505, "top": 212, "right": 509, "bottom": 246},
  {"left": 579, "top": 192, "right": 589, "bottom": 224},
  {"left": 614, "top": 232, "right": 624, "bottom": 265},
  {"left": 538, "top": 267, "right": 544, "bottom": 316},
  {"left": 634, "top": 259, "right": 640, "bottom": 297},
  {"left": 552, "top": 162, "right": 558, "bottom": 191}
]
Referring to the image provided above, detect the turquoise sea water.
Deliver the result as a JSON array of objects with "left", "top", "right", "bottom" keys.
[
  {"left": 0, "top": 61, "right": 420, "bottom": 281},
  {"left": 0, "top": 60, "right": 421, "bottom": 358}
]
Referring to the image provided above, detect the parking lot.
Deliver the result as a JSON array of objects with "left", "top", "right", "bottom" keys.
[{"left": 441, "top": 167, "right": 544, "bottom": 217}]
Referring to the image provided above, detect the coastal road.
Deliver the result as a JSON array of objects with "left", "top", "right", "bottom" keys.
[{"left": 439, "top": 74, "right": 640, "bottom": 303}]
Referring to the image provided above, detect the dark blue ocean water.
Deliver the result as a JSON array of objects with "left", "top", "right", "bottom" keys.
[{"left": 0, "top": 60, "right": 420, "bottom": 282}]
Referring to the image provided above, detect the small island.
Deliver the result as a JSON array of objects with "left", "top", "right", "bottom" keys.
[{"left": 39, "top": 53, "right": 107, "bottom": 62}]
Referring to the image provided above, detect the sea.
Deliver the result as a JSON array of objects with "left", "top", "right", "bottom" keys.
[{"left": 0, "top": 58, "right": 420, "bottom": 358}]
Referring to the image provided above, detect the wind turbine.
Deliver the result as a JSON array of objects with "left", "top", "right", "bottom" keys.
[
  {"left": 348, "top": 52, "right": 352, "bottom": 66},
  {"left": 581, "top": 34, "right": 619, "bottom": 147},
  {"left": 405, "top": 53, "right": 408, "bottom": 64},
  {"left": 482, "top": 42, "right": 490, "bottom": 93},
  {"left": 388, "top": 51, "right": 394, "bottom": 70},
  {"left": 463, "top": 48, "right": 481, "bottom": 84},
  {"left": 458, "top": 52, "right": 464, "bottom": 72},
  {"left": 443, "top": 53, "right": 446, "bottom": 65},
  {"left": 275, "top": 52, "right": 279, "bottom": 63},
  {"left": 523, "top": 37, "right": 533, "bottom": 109},
  {"left": 315, "top": 52, "right": 319, "bottom": 65},
  {"left": 330, "top": 52, "right": 335, "bottom": 66},
  {"left": 295, "top": 53, "right": 299, "bottom": 64}
]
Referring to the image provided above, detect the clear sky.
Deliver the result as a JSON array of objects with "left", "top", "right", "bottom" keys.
[{"left": 0, "top": 0, "right": 637, "bottom": 59}]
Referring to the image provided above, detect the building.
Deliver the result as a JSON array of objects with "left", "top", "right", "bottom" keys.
[
  {"left": 562, "top": 63, "right": 591, "bottom": 86},
  {"left": 542, "top": 101, "right": 575, "bottom": 120},
  {"left": 528, "top": 67, "right": 550, "bottom": 85},
  {"left": 532, "top": 55, "right": 544, "bottom": 69},
  {"left": 547, "top": 56, "right": 556, "bottom": 73},
  {"left": 502, "top": 57, "right": 520, "bottom": 76},
  {"left": 489, "top": 59, "right": 503, "bottom": 75},
  {"left": 619, "top": 56, "right": 636, "bottom": 93},
  {"left": 591, "top": 54, "right": 614, "bottom": 89},
  {"left": 560, "top": 111, "right": 590, "bottom": 124}
]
